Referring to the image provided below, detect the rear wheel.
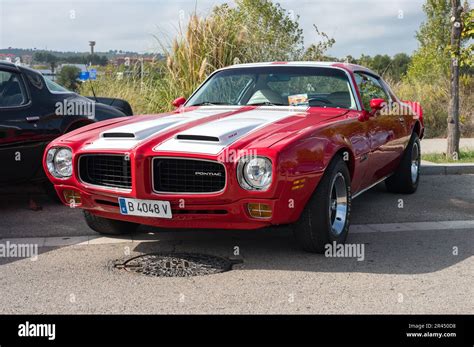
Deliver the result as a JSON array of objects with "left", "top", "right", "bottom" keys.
[
  {"left": 385, "top": 133, "right": 420, "bottom": 194},
  {"left": 293, "top": 156, "right": 351, "bottom": 253},
  {"left": 83, "top": 210, "right": 139, "bottom": 235}
]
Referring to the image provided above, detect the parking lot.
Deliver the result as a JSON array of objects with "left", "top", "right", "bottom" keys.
[{"left": 0, "top": 174, "right": 473, "bottom": 314}]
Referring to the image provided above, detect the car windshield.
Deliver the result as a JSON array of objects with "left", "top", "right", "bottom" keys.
[
  {"left": 44, "top": 77, "right": 72, "bottom": 93},
  {"left": 186, "top": 66, "right": 357, "bottom": 109}
]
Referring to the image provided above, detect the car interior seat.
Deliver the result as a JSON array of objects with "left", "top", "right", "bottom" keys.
[
  {"left": 326, "top": 91, "right": 352, "bottom": 109},
  {"left": 0, "top": 80, "right": 24, "bottom": 107},
  {"left": 247, "top": 88, "right": 285, "bottom": 105}
]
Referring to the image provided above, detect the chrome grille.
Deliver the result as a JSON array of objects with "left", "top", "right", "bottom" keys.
[
  {"left": 79, "top": 155, "right": 131, "bottom": 189},
  {"left": 153, "top": 158, "right": 225, "bottom": 193}
]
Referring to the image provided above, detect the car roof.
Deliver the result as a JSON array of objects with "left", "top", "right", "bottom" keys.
[
  {"left": 223, "top": 61, "right": 377, "bottom": 76},
  {"left": 0, "top": 60, "right": 16, "bottom": 66},
  {"left": 0, "top": 61, "right": 45, "bottom": 77},
  {"left": 0, "top": 60, "right": 21, "bottom": 71}
]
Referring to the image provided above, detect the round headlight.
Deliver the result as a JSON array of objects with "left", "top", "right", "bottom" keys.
[
  {"left": 46, "top": 148, "right": 57, "bottom": 176},
  {"left": 238, "top": 156, "right": 272, "bottom": 191},
  {"left": 46, "top": 147, "right": 73, "bottom": 178}
]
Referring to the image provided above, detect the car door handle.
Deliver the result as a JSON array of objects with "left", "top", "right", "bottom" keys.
[{"left": 26, "top": 116, "right": 40, "bottom": 122}]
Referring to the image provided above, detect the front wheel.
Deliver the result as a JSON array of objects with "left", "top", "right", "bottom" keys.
[
  {"left": 83, "top": 210, "right": 139, "bottom": 235},
  {"left": 293, "top": 156, "right": 351, "bottom": 253}
]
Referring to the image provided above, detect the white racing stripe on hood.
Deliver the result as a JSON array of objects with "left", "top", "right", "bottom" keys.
[
  {"left": 83, "top": 107, "right": 243, "bottom": 150},
  {"left": 154, "top": 107, "right": 307, "bottom": 155}
]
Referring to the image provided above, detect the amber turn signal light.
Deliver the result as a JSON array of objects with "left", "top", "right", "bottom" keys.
[
  {"left": 63, "top": 190, "right": 82, "bottom": 207},
  {"left": 247, "top": 203, "right": 272, "bottom": 218}
]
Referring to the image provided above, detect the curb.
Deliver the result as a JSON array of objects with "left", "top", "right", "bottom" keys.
[{"left": 421, "top": 161, "right": 474, "bottom": 175}]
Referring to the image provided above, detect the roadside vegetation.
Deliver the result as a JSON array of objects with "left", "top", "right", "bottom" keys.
[
  {"left": 78, "top": 0, "right": 473, "bottom": 139},
  {"left": 423, "top": 150, "right": 474, "bottom": 163},
  {"left": 57, "top": 65, "right": 82, "bottom": 92},
  {"left": 80, "top": 0, "right": 336, "bottom": 114}
]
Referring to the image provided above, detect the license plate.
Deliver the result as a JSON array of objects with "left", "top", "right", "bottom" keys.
[{"left": 118, "top": 198, "right": 172, "bottom": 219}]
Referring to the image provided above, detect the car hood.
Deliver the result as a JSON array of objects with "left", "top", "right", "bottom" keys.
[{"left": 63, "top": 106, "right": 348, "bottom": 155}]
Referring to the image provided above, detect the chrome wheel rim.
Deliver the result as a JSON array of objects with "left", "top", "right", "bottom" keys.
[
  {"left": 329, "top": 172, "right": 348, "bottom": 236},
  {"left": 411, "top": 142, "right": 420, "bottom": 184}
]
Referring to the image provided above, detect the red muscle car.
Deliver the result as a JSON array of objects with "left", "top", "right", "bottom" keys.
[{"left": 43, "top": 62, "right": 424, "bottom": 253}]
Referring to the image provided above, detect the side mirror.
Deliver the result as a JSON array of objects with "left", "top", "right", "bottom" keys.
[
  {"left": 369, "top": 98, "right": 386, "bottom": 112},
  {"left": 358, "top": 98, "right": 386, "bottom": 121},
  {"left": 172, "top": 97, "right": 186, "bottom": 108}
]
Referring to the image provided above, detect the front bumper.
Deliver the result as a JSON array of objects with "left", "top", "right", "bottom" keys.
[
  {"left": 46, "top": 146, "right": 324, "bottom": 230},
  {"left": 54, "top": 176, "right": 321, "bottom": 230}
]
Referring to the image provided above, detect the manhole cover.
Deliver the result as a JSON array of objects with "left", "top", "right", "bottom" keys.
[{"left": 114, "top": 253, "right": 242, "bottom": 277}]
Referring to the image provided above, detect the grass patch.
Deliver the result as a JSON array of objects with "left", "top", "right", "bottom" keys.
[{"left": 422, "top": 150, "right": 474, "bottom": 163}]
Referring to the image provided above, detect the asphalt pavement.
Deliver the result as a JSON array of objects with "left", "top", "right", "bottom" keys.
[{"left": 0, "top": 175, "right": 472, "bottom": 314}]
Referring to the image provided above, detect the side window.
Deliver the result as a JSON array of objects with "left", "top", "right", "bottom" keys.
[
  {"left": 0, "top": 70, "right": 28, "bottom": 107},
  {"left": 380, "top": 78, "right": 398, "bottom": 101},
  {"left": 355, "top": 73, "right": 389, "bottom": 111}
]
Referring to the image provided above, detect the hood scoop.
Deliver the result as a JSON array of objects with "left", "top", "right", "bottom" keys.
[
  {"left": 175, "top": 134, "right": 220, "bottom": 142},
  {"left": 174, "top": 118, "right": 263, "bottom": 147},
  {"left": 83, "top": 107, "right": 248, "bottom": 151},
  {"left": 155, "top": 108, "right": 307, "bottom": 155},
  {"left": 102, "top": 132, "right": 136, "bottom": 138},
  {"left": 100, "top": 117, "right": 189, "bottom": 141}
]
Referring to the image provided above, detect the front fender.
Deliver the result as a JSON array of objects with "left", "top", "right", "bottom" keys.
[
  {"left": 273, "top": 133, "right": 356, "bottom": 223},
  {"left": 278, "top": 133, "right": 355, "bottom": 179}
]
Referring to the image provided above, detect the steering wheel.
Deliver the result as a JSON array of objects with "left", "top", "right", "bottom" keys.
[{"left": 308, "top": 97, "right": 332, "bottom": 105}]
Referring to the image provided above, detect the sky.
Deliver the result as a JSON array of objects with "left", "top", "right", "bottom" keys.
[{"left": 0, "top": 0, "right": 429, "bottom": 58}]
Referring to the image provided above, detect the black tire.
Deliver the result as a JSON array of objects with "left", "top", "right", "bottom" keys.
[
  {"left": 83, "top": 210, "right": 139, "bottom": 235},
  {"left": 385, "top": 133, "right": 420, "bottom": 194},
  {"left": 293, "top": 156, "right": 351, "bottom": 253}
]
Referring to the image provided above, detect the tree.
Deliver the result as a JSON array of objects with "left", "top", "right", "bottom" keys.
[
  {"left": 406, "top": 0, "right": 471, "bottom": 83},
  {"left": 48, "top": 56, "right": 58, "bottom": 75},
  {"left": 446, "top": 0, "right": 463, "bottom": 159},
  {"left": 33, "top": 52, "right": 59, "bottom": 73},
  {"left": 214, "top": 0, "right": 306, "bottom": 62},
  {"left": 301, "top": 25, "right": 335, "bottom": 61},
  {"left": 39, "top": 53, "right": 59, "bottom": 75},
  {"left": 351, "top": 53, "right": 411, "bottom": 81},
  {"left": 406, "top": 0, "right": 452, "bottom": 83},
  {"left": 459, "top": 4, "right": 473, "bottom": 71},
  {"left": 57, "top": 65, "right": 81, "bottom": 91},
  {"left": 160, "top": 0, "right": 335, "bottom": 104},
  {"left": 228, "top": 0, "right": 335, "bottom": 62},
  {"left": 390, "top": 53, "right": 411, "bottom": 80},
  {"left": 32, "top": 52, "right": 45, "bottom": 63}
]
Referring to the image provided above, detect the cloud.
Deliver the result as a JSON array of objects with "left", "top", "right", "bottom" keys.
[
  {"left": 1, "top": 0, "right": 425, "bottom": 57},
  {"left": 278, "top": 0, "right": 425, "bottom": 57},
  {"left": 1, "top": 0, "right": 228, "bottom": 53}
]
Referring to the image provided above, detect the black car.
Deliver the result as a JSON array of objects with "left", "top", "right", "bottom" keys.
[{"left": 0, "top": 61, "right": 133, "bottom": 186}]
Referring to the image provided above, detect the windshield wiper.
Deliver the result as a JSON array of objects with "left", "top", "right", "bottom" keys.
[
  {"left": 248, "top": 101, "right": 286, "bottom": 106},
  {"left": 191, "top": 101, "right": 230, "bottom": 106}
]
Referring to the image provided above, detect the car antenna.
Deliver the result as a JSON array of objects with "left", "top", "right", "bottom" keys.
[{"left": 85, "top": 63, "right": 98, "bottom": 102}]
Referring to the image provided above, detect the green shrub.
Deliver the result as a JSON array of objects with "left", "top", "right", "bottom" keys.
[
  {"left": 57, "top": 65, "right": 81, "bottom": 92},
  {"left": 80, "top": 0, "right": 335, "bottom": 115},
  {"left": 78, "top": 63, "right": 165, "bottom": 115},
  {"left": 393, "top": 75, "right": 473, "bottom": 138}
]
